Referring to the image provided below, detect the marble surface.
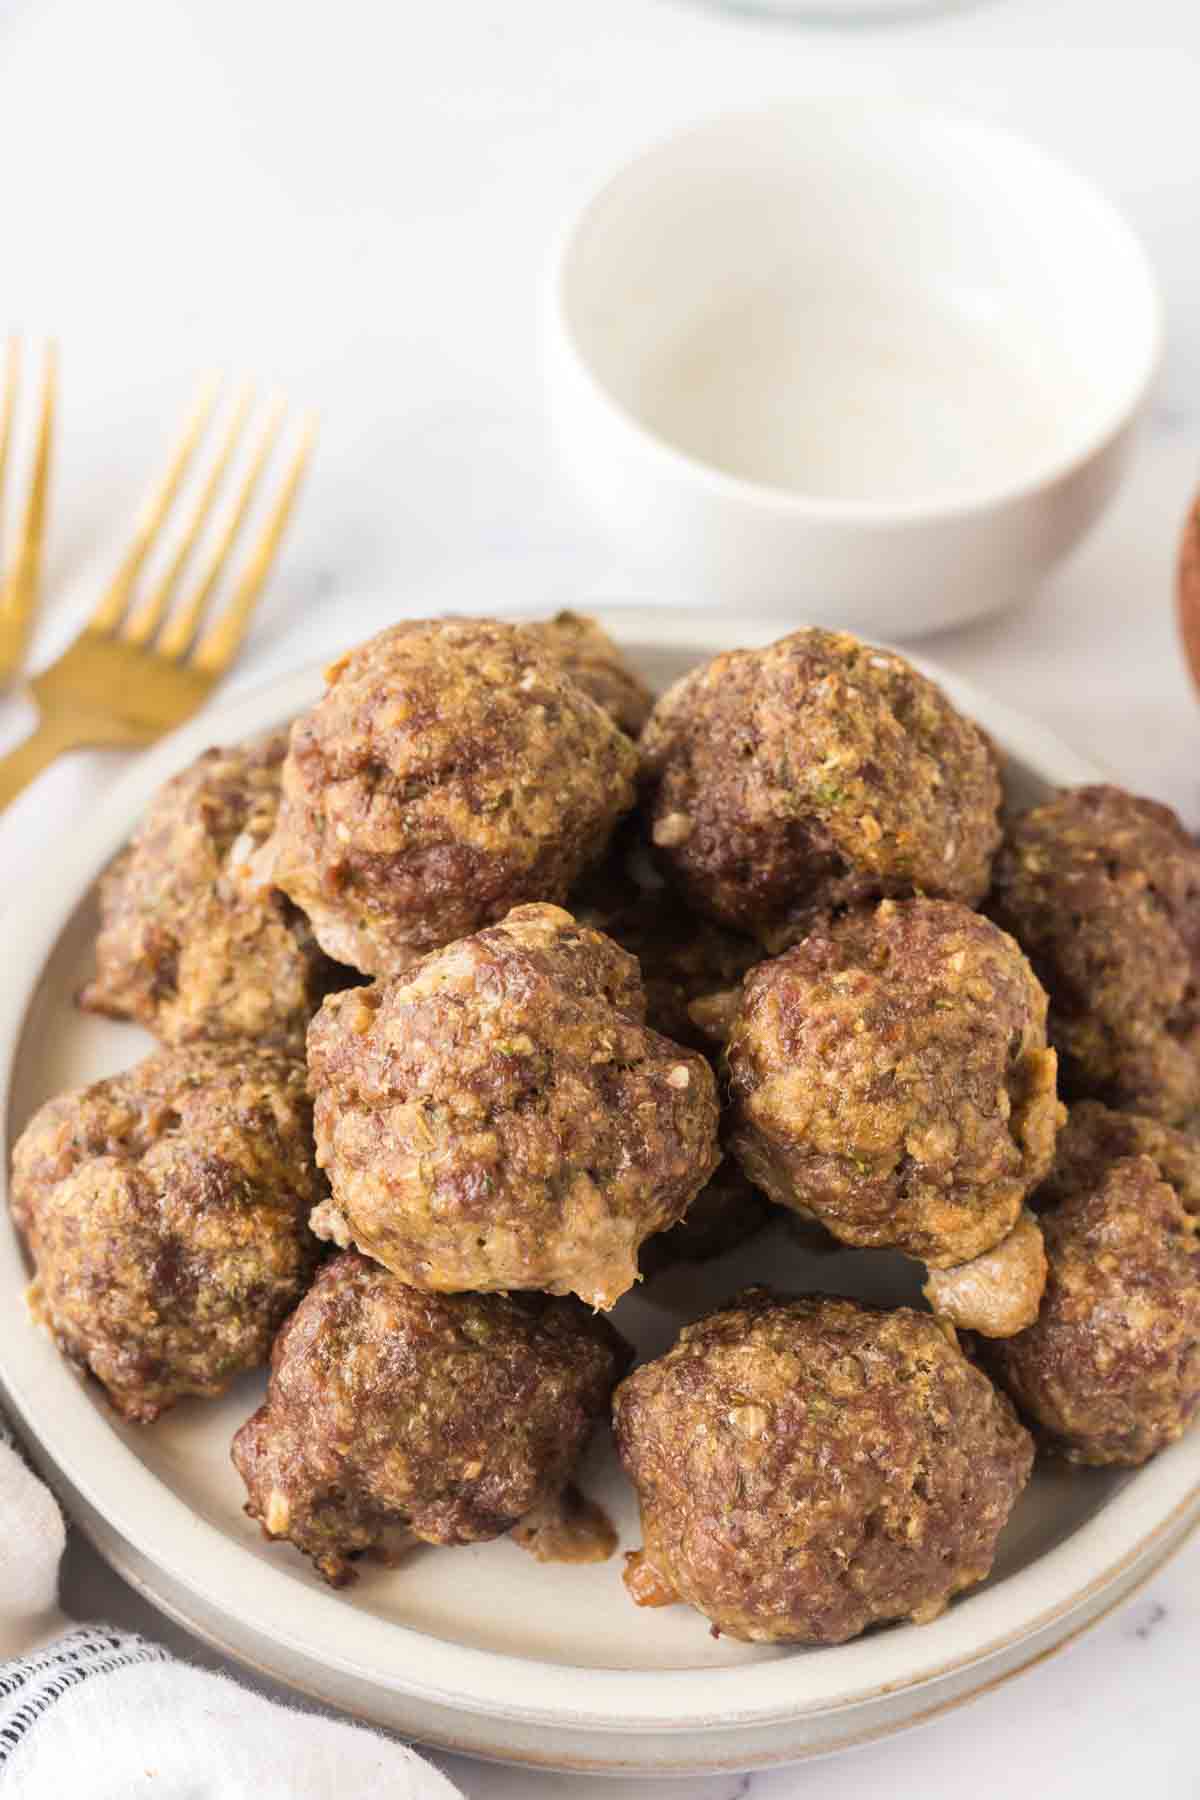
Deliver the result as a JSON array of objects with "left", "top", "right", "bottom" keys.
[{"left": 0, "top": 0, "right": 1197, "bottom": 1792}]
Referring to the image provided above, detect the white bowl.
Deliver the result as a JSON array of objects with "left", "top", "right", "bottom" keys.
[
  {"left": 0, "top": 608, "right": 1196, "bottom": 1775},
  {"left": 546, "top": 102, "right": 1162, "bottom": 636}
]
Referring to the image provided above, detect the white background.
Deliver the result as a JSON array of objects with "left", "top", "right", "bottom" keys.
[{"left": 0, "top": 0, "right": 1197, "bottom": 1794}]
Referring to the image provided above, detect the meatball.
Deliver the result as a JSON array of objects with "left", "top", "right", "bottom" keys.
[
  {"left": 639, "top": 629, "right": 1001, "bottom": 950},
  {"left": 81, "top": 733, "right": 340, "bottom": 1054},
  {"left": 11, "top": 1046, "right": 323, "bottom": 1423},
  {"left": 528, "top": 610, "right": 654, "bottom": 737},
  {"left": 264, "top": 618, "right": 638, "bottom": 975},
  {"left": 614, "top": 1290, "right": 1032, "bottom": 1645},
  {"left": 639, "top": 1157, "right": 771, "bottom": 1277},
  {"left": 984, "top": 1146, "right": 1200, "bottom": 1465},
  {"left": 573, "top": 858, "right": 760, "bottom": 1053},
  {"left": 232, "top": 1250, "right": 629, "bottom": 1586},
  {"left": 922, "top": 1209, "right": 1047, "bottom": 1338},
  {"left": 726, "top": 899, "right": 1062, "bottom": 1267},
  {"left": 1035, "top": 1099, "right": 1200, "bottom": 1216},
  {"left": 307, "top": 904, "right": 722, "bottom": 1309},
  {"left": 990, "top": 785, "right": 1200, "bottom": 1124}
]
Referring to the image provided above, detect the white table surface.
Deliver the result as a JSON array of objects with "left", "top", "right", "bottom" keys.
[{"left": 0, "top": 0, "right": 1197, "bottom": 1793}]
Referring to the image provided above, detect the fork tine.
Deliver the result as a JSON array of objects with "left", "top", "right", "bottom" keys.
[
  {"left": 158, "top": 395, "right": 288, "bottom": 661},
  {"left": 0, "top": 337, "right": 20, "bottom": 561},
  {"left": 0, "top": 342, "right": 57, "bottom": 638},
  {"left": 190, "top": 413, "right": 317, "bottom": 676},
  {"left": 123, "top": 381, "right": 254, "bottom": 648},
  {"left": 89, "top": 372, "right": 220, "bottom": 633}
]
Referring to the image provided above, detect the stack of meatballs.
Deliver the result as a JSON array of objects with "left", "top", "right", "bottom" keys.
[{"left": 11, "top": 613, "right": 1200, "bottom": 1647}]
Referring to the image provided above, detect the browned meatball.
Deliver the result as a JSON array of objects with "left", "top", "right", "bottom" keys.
[
  {"left": 11, "top": 1047, "right": 323, "bottom": 1423},
  {"left": 984, "top": 1145, "right": 1200, "bottom": 1465},
  {"left": 80, "top": 733, "right": 341, "bottom": 1054},
  {"left": 232, "top": 1250, "right": 629, "bottom": 1586},
  {"left": 639, "top": 629, "right": 1001, "bottom": 950},
  {"left": 614, "top": 1290, "right": 1032, "bottom": 1645},
  {"left": 726, "top": 899, "right": 1062, "bottom": 1268},
  {"left": 572, "top": 855, "right": 760, "bottom": 1054},
  {"left": 639, "top": 1157, "right": 771, "bottom": 1277},
  {"left": 922, "top": 1209, "right": 1047, "bottom": 1338},
  {"left": 990, "top": 785, "right": 1200, "bottom": 1124},
  {"left": 264, "top": 618, "right": 638, "bottom": 975},
  {"left": 528, "top": 610, "right": 654, "bottom": 737},
  {"left": 1035, "top": 1099, "right": 1200, "bottom": 1216},
  {"left": 307, "top": 904, "right": 721, "bottom": 1309},
  {"left": 572, "top": 849, "right": 768, "bottom": 1273}
]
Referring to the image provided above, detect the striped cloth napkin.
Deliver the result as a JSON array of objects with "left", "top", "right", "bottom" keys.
[{"left": 0, "top": 1422, "right": 462, "bottom": 1799}]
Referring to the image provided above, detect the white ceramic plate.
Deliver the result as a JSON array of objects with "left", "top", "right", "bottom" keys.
[{"left": 0, "top": 608, "right": 1197, "bottom": 1776}]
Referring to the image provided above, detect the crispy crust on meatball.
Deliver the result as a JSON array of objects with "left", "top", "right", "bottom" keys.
[
  {"left": 639, "top": 629, "right": 1001, "bottom": 949},
  {"left": 232, "top": 1250, "right": 629, "bottom": 1586},
  {"left": 264, "top": 618, "right": 638, "bottom": 975},
  {"left": 725, "top": 899, "right": 1062, "bottom": 1267},
  {"left": 11, "top": 1047, "right": 323, "bottom": 1423},
  {"left": 307, "top": 904, "right": 721, "bottom": 1309},
  {"left": 990, "top": 785, "right": 1200, "bottom": 1124},
  {"left": 614, "top": 1290, "right": 1032, "bottom": 1645},
  {"left": 983, "top": 1152, "right": 1200, "bottom": 1465},
  {"left": 1035, "top": 1099, "right": 1200, "bottom": 1216},
  {"left": 80, "top": 733, "right": 341, "bottom": 1053},
  {"left": 528, "top": 611, "right": 654, "bottom": 737}
]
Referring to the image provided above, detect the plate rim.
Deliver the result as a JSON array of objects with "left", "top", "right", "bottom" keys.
[
  {"left": 0, "top": 608, "right": 1195, "bottom": 1738},
  {"left": 17, "top": 1410, "right": 1197, "bottom": 1773}
]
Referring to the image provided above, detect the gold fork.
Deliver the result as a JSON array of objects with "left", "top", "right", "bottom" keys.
[
  {"left": 0, "top": 338, "right": 57, "bottom": 688},
  {"left": 0, "top": 376, "right": 316, "bottom": 810}
]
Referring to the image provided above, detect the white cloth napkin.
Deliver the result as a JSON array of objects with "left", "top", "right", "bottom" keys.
[{"left": 0, "top": 1427, "right": 462, "bottom": 1799}]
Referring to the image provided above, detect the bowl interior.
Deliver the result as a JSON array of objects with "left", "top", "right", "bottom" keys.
[{"left": 559, "top": 103, "right": 1160, "bottom": 506}]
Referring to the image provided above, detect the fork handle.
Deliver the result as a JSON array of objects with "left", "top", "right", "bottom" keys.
[{"left": 0, "top": 716, "right": 81, "bottom": 811}]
